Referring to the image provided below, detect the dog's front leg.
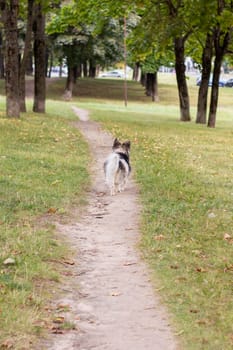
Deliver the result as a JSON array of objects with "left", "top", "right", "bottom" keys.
[{"left": 110, "top": 184, "right": 116, "bottom": 196}]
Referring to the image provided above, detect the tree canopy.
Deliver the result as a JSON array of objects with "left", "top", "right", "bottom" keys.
[{"left": 0, "top": 0, "right": 232, "bottom": 126}]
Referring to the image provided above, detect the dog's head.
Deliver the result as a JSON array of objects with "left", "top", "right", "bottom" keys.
[{"left": 112, "top": 138, "right": 131, "bottom": 155}]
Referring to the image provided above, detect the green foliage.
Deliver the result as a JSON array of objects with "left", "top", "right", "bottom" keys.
[
  {"left": 46, "top": 1, "right": 125, "bottom": 69},
  {"left": 46, "top": 3, "right": 81, "bottom": 35}
]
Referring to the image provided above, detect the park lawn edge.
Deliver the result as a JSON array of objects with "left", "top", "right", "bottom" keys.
[
  {"left": 87, "top": 102, "right": 233, "bottom": 350},
  {"left": 0, "top": 102, "right": 91, "bottom": 349}
]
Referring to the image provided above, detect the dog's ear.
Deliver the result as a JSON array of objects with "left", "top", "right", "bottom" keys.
[
  {"left": 123, "top": 140, "right": 131, "bottom": 151},
  {"left": 113, "top": 138, "right": 121, "bottom": 149}
]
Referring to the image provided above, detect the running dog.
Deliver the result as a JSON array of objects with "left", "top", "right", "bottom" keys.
[{"left": 104, "top": 138, "right": 131, "bottom": 195}]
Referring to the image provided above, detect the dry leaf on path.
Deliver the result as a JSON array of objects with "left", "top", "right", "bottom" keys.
[
  {"left": 53, "top": 316, "right": 65, "bottom": 324},
  {"left": 110, "top": 291, "right": 121, "bottom": 296},
  {"left": 1, "top": 339, "right": 14, "bottom": 349}
]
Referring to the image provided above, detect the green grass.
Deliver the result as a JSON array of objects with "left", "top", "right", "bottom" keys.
[
  {"left": 62, "top": 75, "right": 232, "bottom": 349},
  {"left": 0, "top": 93, "right": 90, "bottom": 348}
]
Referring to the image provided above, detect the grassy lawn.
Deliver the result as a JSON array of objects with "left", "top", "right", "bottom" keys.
[
  {"left": 0, "top": 92, "right": 90, "bottom": 348},
  {"left": 0, "top": 74, "right": 233, "bottom": 349}
]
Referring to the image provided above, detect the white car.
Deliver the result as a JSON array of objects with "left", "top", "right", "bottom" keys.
[{"left": 100, "top": 70, "right": 125, "bottom": 78}]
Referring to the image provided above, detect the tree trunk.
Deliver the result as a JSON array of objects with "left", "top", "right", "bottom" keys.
[
  {"left": 146, "top": 73, "right": 159, "bottom": 102},
  {"left": 63, "top": 65, "right": 75, "bottom": 100},
  {"left": 133, "top": 62, "right": 140, "bottom": 81},
  {"left": 140, "top": 72, "right": 146, "bottom": 87},
  {"left": 196, "top": 33, "right": 213, "bottom": 124},
  {"left": 207, "top": 58, "right": 221, "bottom": 128},
  {"left": 174, "top": 37, "right": 191, "bottom": 121},
  {"left": 89, "top": 59, "right": 96, "bottom": 78},
  {"left": 83, "top": 61, "right": 88, "bottom": 77},
  {"left": 33, "top": 2, "right": 46, "bottom": 113},
  {"left": 26, "top": 51, "right": 33, "bottom": 75},
  {"left": 4, "top": 0, "right": 20, "bottom": 118},
  {"left": 19, "top": 0, "right": 34, "bottom": 112},
  {"left": 75, "top": 64, "right": 82, "bottom": 79},
  {"left": 145, "top": 73, "right": 151, "bottom": 96},
  {"left": 0, "top": 31, "right": 4, "bottom": 79},
  {"left": 151, "top": 72, "right": 159, "bottom": 102},
  {"left": 208, "top": 30, "right": 230, "bottom": 128},
  {"left": 59, "top": 62, "right": 63, "bottom": 77}
]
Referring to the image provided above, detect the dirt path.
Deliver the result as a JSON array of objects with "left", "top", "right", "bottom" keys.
[{"left": 40, "top": 107, "right": 179, "bottom": 350}]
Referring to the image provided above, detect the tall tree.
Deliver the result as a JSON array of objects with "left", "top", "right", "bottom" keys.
[
  {"left": 164, "top": 0, "right": 192, "bottom": 121},
  {"left": 0, "top": 0, "right": 20, "bottom": 118},
  {"left": 208, "top": 0, "right": 233, "bottom": 127},
  {"left": 196, "top": 33, "right": 214, "bottom": 124},
  {"left": 19, "top": 0, "right": 34, "bottom": 112},
  {"left": 33, "top": 1, "right": 46, "bottom": 113},
  {"left": 0, "top": 31, "right": 4, "bottom": 79},
  {"left": 47, "top": 2, "right": 125, "bottom": 98}
]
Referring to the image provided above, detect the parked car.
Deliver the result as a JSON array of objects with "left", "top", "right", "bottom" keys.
[
  {"left": 100, "top": 70, "right": 125, "bottom": 78},
  {"left": 196, "top": 75, "right": 225, "bottom": 87},
  {"left": 225, "top": 78, "right": 233, "bottom": 87}
]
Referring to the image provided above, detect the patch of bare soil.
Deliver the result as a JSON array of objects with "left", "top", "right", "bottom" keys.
[{"left": 39, "top": 107, "right": 179, "bottom": 349}]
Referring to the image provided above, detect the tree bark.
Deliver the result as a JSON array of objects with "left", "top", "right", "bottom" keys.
[
  {"left": 208, "top": 30, "right": 230, "bottom": 128},
  {"left": 196, "top": 33, "right": 213, "bottom": 124},
  {"left": 3, "top": 0, "right": 20, "bottom": 118},
  {"left": 0, "top": 31, "right": 4, "bottom": 79},
  {"left": 145, "top": 73, "right": 159, "bottom": 102},
  {"left": 151, "top": 72, "right": 159, "bottom": 102},
  {"left": 33, "top": 2, "right": 46, "bottom": 113},
  {"left": 89, "top": 59, "right": 96, "bottom": 78},
  {"left": 83, "top": 61, "right": 88, "bottom": 77},
  {"left": 174, "top": 37, "right": 191, "bottom": 121},
  {"left": 26, "top": 51, "right": 33, "bottom": 75},
  {"left": 140, "top": 72, "right": 146, "bottom": 86},
  {"left": 63, "top": 65, "right": 75, "bottom": 100},
  {"left": 19, "top": 0, "right": 34, "bottom": 112},
  {"left": 133, "top": 62, "right": 140, "bottom": 81},
  {"left": 145, "top": 73, "right": 151, "bottom": 96}
]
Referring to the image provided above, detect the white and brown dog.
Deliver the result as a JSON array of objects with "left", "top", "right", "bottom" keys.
[{"left": 104, "top": 138, "right": 131, "bottom": 195}]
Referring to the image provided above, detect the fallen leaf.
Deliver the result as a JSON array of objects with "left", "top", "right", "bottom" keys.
[
  {"left": 170, "top": 265, "right": 179, "bottom": 269},
  {"left": 53, "top": 316, "right": 65, "bottom": 324},
  {"left": 196, "top": 319, "right": 208, "bottom": 325},
  {"left": 176, "top": 276, "right": 187, "bottom": 282},
  {"left": 47, "top": 207, "right": 57, "bottom": 214},
  {"left": 190, "top": 309, "right": 199, "bottom": 313},
  {"left": 229, "top": 334, "right": 233, "bottom": 343},
  {"left": 224, "top": 265, "right": 233, "bottom": 272},
  {"left": 196, "top": 267, "right": 208, "bottom": 273},
  {"left": 51, "top": 180, "right": 61, "bottom": 186},
  {"left": 123, "top": 262, "right": 137, "bottom": 266},
  {"left": 224, "top": 233, "right": 231, "bottom": 240},
  {"left": 62, "top": 259, "right": 75, "bottom": 266},
  {"left": 51, "top": 326, "right": 64, "bottom": 334},
  {"left": 110, "top": 291, "right": 121, "bottom": 296},
  {"left": 174, "top": 330, "right": 184, "bottom": 336},
  {"left": 154, "top": 235, "right": 166, "bottom": 241},
  {"left": 223, "top": 233, "right": 233, "bottom": 244},
  {"left": 3, "top": 258, "right": 16, "bottom": 266},
  {"left": 56, "top": 304, "right": 71, "bottom": 312},
  {"left": 1, "top": 339, "right": 14, "bottom": 349}
]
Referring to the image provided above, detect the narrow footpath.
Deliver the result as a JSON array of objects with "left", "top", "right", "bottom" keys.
[{"left": 40, "top": 106, "right": 179, "bottom": 350}]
